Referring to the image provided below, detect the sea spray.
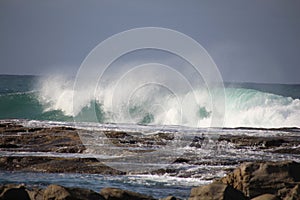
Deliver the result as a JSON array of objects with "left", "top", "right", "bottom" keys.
[
  {"left": 37, "top": 74, "right": 300, "bottom": 128},
  {"left": 0, "top": 75, "right": 299, "bottom": 128}
]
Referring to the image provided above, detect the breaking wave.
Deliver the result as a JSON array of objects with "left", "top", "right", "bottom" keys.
[
  {"left": 0, "top": 75, "right": 299, "bottom": 128},
  {"left": 38, "top": 75, "right": 300, "bottom": 128}
]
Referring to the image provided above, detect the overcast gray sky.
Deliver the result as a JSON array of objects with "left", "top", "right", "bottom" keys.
[{"left": 0, "top": 0, "right": 299, "bottom": 83}]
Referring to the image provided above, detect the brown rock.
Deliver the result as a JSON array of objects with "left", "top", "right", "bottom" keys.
[
  {"left": 0, "top": 156, "right": 124, "bottom": 175},
  {"left": 218, "top": 135, "right": 300, "bottom": 149},
  {"left": 26, "top": 187, "right": 44, "bottom": 200},
  {"left": 43, "top": 185, "right": 71, "bottom": 200},
  {"left": 0, "top": 123, "right": 85, "bottom": 153},
  {"left": 189, "top": 182, "right": 248, "bottom": 200},
  {"left": 43, "top": 184, "right": 104, "bottom": 200},
  {"left": 251, "top": 194, "right": 280, "bottom": 200},
  {"left": 100, "top": 187, "right": 156, "bottom": 200},
  {"left": 283, "top": 184, "right": 300, "bottom": 200},
  {"left": 272, "top": 147, "right": 300, "bottom": 155},
  {"left": 67, "top": 187, "right": 105, "bottom": 200},
  {"left": 221, "top": 161, "right": 300, "bottom": 198}
]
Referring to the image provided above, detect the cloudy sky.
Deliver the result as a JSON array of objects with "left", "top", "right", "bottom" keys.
[{"left": 0, "top": 0, "right": 299, "bottom": 83}]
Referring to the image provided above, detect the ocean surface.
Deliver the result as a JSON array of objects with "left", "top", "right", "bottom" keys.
[
  {"left": 1, "top": 74, "right": 300, "bottom": 128},
  {"left": 1, "top": 74, "right": 300, "bottom": 199}
]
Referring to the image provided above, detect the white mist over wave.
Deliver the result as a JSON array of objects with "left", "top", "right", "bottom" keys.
[
  {"left": 224, "top": 88, "right": 300, "bottom": 128},
  {"left": 38, "top": 75, "right": 75, "bottom": 115},
  {"left": 37, "top": 75, "right": 300, "bottom": 128}
]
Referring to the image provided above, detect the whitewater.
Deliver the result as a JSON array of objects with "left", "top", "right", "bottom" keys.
[{"left": 0, "top": 75, "right": 299, "bottom": 128}]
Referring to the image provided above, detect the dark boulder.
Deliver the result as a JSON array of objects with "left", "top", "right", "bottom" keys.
[{"left": 0, "top": 184, "right": 30, "bottom": 200}]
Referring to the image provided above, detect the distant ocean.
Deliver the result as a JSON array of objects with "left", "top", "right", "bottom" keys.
[{"left": 0, "top": 74, "right": 299, "bottom": 128}]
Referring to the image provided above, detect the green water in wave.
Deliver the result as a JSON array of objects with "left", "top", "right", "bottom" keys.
[{"left": 0, "top": 75, "right": 299, "bottom": 127}]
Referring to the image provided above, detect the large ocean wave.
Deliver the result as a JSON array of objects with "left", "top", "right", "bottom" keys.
[{"left": 0, "top": 75, "right": 299, "bottom": 128}]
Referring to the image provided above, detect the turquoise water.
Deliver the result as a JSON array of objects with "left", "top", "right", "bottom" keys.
[{"left": 0, "top": 75, "right": 299, "bottom": 128}]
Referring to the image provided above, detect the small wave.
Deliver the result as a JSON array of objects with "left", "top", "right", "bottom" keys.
[{"left": 0, "top": 90, "right": 38, "bottom": 97}]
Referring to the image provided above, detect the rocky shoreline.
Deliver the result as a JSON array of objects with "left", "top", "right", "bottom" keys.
[
  {"left": 190, "top": 160, "right": 300, "bottom": 200},
  {"left": 1, "top": 160, "right": 300, "bottom": 199},
  {"left": 1, "top": 121, "right": 300, "bottom": 199},
  {"left": 1, "top": 121, "right": 299, "bottom": 175}
]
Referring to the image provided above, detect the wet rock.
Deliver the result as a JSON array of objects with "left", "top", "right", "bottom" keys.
[
  {"left": 0, "top": 143, "right": 19, "bottom": 148},
  {"left": 104, "top": 131, "right": 174, "bottom": 149},
  {"left": 105, "top": 131, "right": 131, "bottom": 139},
  {"left": 220, "top": 161, "right": 300, "bottom": 199},
  {"left": 0, "top": 184, "right": 30, "bottom": 200},
  {"left": 67, "top": 187, "right": 105, "bottom": 200},
  {"left": 43, "top": 184, "right": 104, "bottom": 200},
  {"left": 0, "top": 122, "right": 179, "bottom": 175},
  {"left": 263, "top": 139, "right": 286, "bottom": 148},
  {"left": 189, "top": 135, "right": 205, "bottom": 148},
  {"left": 26, "top": 187, "right": 44, "bottom": 200},
  {"left": 0, "top": 184, "right": 105, "bottom": 200},
  {"left": 0, "top": 156, "right": 125, "bottom": 175},
  {"left": 283, "top": 184, "right": 300, "bottom": 200},
  {"left": 173, "top": 158, "right": 190, "bottom": 164},
  {"left": 0, "top": 124, "right": 85, "bottom": 153},
  {"left": 251, "top": 194, "right": 280, "bottom": 200},
  {"left": 272, "top": 147, "right": 300, "bottom": 155},
  {"left": 218, "top": 135, "right": 291, "bottom": 149},
  {"left": 43, "top": 185, "right": 70, "bottom": 200},
  {"left": 100, "top": 187, "right": 156, "bottom": 200},
  {"left": 149, "top": 168, "right": 178, "bottom": 176},
  {"left": 189, "top": 182, "right": 248, "bottom": 200}
]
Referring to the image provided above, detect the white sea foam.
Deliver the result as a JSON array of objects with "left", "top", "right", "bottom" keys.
[{"left": 36, "top": 75, "right": 300, "bottom": 128}]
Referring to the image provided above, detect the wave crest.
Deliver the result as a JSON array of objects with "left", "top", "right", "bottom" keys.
[{"left": 35, "top": 75, "right": 300, "bottom": 128}]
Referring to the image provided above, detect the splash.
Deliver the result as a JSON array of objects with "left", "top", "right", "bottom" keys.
[{"left": 35, "top": 75, "right": 300, "bottom": 128}]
